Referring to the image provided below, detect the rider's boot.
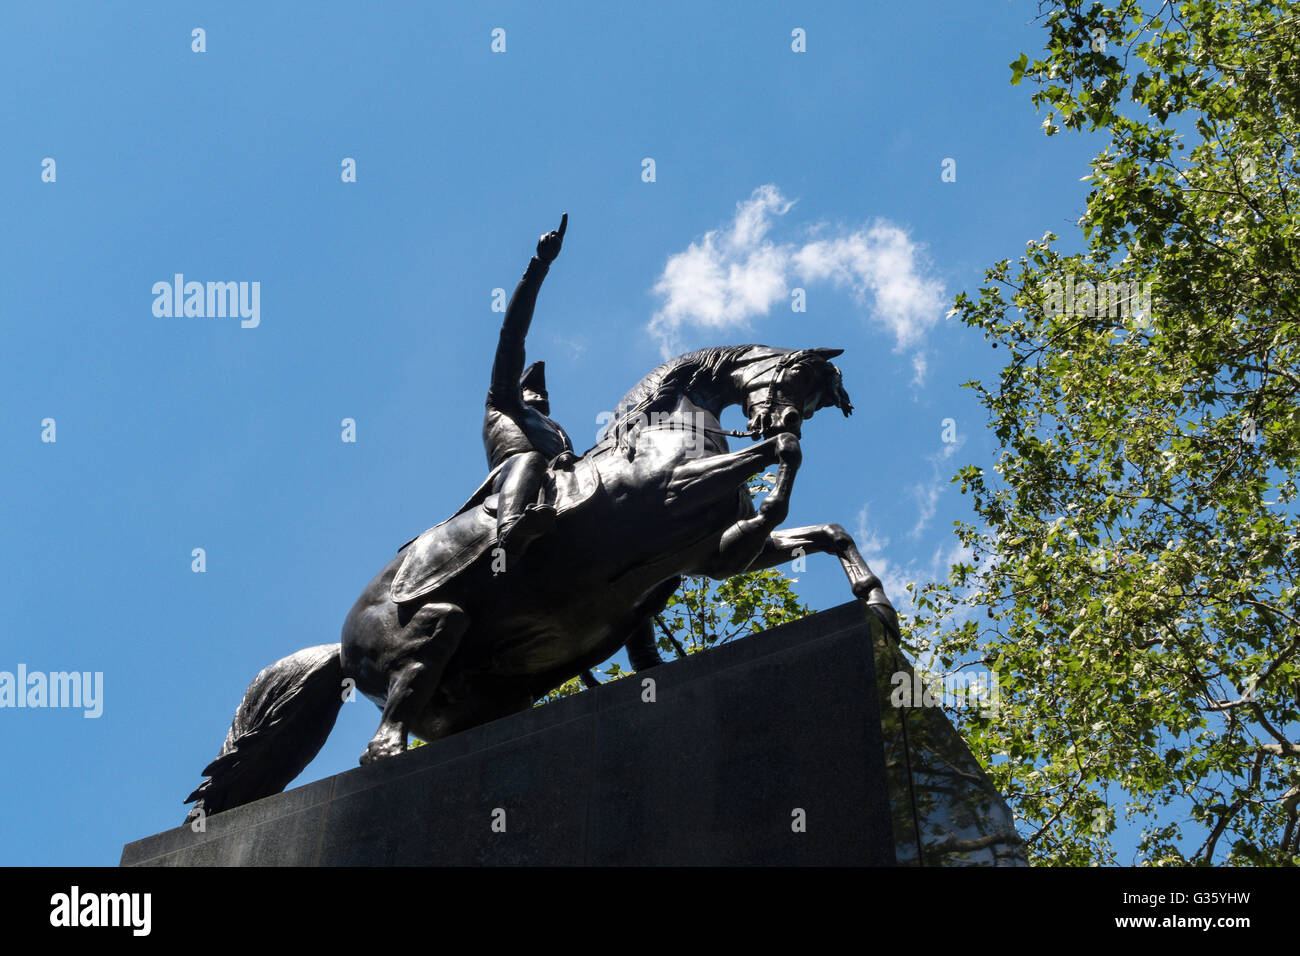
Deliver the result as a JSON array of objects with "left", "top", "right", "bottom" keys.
[
  {"left": 493, "top": 451, "right": 555, "bottom": 564},
  {"left": 498, "top": 502, "right": 556, "bottom": 562}
]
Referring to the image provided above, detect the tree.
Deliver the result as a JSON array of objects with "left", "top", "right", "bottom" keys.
[{"left": 914, "top": 0, "right": 1300, "bottom": 864}]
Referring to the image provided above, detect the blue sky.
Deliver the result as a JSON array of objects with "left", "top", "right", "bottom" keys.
[{"left": 1, "top": 2, "right": 1111, "bottom": 865}]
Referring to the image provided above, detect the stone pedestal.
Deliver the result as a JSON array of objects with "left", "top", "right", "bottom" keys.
[{"left": 123, "top": 602, "right": 900, "bottom": 866}]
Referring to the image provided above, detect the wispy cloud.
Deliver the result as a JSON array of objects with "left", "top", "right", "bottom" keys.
[
  {"left": 649, "top": 185, "right": 945, "bottom": 358},
  {"left": 853, "top": 422, "right": 971, "bottom": 620},
  {"left": 553, "top": 333, "right": 588, "bottom": 359},
  {"left": 855, "top": 502, "right": 972, "bottom": 618},
  {"left": 909, "top": 480, "right": 943, "bottom": 538},
  {"left": 854, "top": 502, "right": 892, "bottom": 558},
  {"left": 907, "top": 430, "right": 967, "bottom": 538},
  {"left": 855, "top": 500, "right": 986, "bottom": 621},
  {"left": 910, "top": 351, "right": 929, "bottom": 388}
]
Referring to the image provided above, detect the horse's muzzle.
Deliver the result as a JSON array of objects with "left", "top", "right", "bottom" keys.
[{"left": 750, "top": 405, "right": 803, "bottom": 440}]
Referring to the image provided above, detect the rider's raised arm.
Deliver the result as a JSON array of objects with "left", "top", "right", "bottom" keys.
[
  {"left": 487, "top": 214, "right": 567, "bottom": 412},
  {"left": 487, "top": 257, "right": 547, "bottom": 412}
]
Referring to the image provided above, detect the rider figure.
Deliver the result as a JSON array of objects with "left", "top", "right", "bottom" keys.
[{"left": 483, "top": 214, "right": 574, "bottom": 560}]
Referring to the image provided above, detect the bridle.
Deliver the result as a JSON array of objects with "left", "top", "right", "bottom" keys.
[
  {"left": 737, "top": 351, "right": 809, "bottom": 436},
  {"left": 632, "top": 353, "right": 808, "bottom": 443},
  {"left": 604, "top": 349, "right": 825, "bottom": 450}
]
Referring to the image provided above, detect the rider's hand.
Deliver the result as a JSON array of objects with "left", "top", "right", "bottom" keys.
[{"left": 536, "top": 213, "right": 567, "bottom": 264}]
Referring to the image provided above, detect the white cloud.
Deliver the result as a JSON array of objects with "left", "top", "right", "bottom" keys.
[
  {"left": 907, "top": 432, "right": 967, "bottom": 537},
  {"left": 854, "top": 426, "right": 972, "bottom": 618},
  {"left": 855, "top": 501, "right": 978, "bottom": 619},
  {"left": 911, "top": 351, "right": 928, "bottom": 388},
  {"left": 650, "top": 185, "right": 946, "bottom": 358},
  {"left": 553, "top": 333, "right": 588, "bottom": 359},
  {"left": 909, "top": 479, "right": 942, "bottom": 538},
  {"left": 854, "top": 502, "right": 891, "bottom": 557},
  {"left": 854, "top": 502, "right": 920, "bottom": 615}
]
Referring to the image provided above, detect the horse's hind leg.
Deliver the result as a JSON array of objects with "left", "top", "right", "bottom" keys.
[{"left": 360, "top": 602, "right": 467, "bottom": 765}]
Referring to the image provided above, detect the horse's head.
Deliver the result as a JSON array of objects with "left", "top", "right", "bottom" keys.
[{"left": 736, "top": 346, "right": 854, "bottom": 439}]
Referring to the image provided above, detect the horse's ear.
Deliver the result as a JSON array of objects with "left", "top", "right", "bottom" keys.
[{"left": 807, "top": 347, "right": 844, "bottom": 360}]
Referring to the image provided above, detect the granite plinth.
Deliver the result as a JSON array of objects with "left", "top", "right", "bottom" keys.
[{"left": 122, "top": 601, "right": 895, "bottom": 866}]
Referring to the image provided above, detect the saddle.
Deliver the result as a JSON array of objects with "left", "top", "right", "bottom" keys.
[{"left": 388, "top": 453, "right": 601, "bottom": 603}]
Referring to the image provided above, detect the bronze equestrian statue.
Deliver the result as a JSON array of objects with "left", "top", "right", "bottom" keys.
[{"left": 185, "top": 216, "right": 897, "bottom": 823}]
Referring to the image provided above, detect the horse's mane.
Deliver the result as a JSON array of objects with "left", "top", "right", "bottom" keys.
[{"left": 593, "top": 344, "right": 791, "bottom": 455}]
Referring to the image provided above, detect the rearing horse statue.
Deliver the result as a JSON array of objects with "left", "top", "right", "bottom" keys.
[{"left": 185, "top": 343, "right": 897, "bottom": 822}]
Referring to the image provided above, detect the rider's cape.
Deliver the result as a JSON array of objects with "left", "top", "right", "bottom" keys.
[{"left": 388, "top": 453, "right": 601, "bottom": 604}]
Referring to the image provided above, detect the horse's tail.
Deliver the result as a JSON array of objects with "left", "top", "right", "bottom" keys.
[{"left": 183, "top": 643, "right": 345, "bottom": 824}]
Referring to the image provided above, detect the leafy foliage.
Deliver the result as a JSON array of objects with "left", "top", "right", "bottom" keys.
[{"left": 914, "top": 0, "right": 1300, "bottom": 865}]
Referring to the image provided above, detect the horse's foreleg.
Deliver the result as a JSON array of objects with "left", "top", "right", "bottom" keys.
[
  {"left": 361, "top": 602, "right": 468, "bottom": 765},
  {"left": 625, "top": 616, "right": 664, "bottom": 671},
  {"left": 622, "top": 575, "right": 683, "bottom": 671},
  {"left": 665, "top": 433, "right": 796, "bottom": 512},
  {"left": 748, "top": 525, "right": 885, "bottom": 599},
  {"left": 699, "top": 433, "right": 800, "bottom": 556},
  {"left": 704, "top": 523, "right": 898, "bottom": 639}
]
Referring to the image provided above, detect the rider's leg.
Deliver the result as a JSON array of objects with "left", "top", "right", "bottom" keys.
[
  {"left": 361, "top": 602, "right": 468, "bottom": 764},
  {"left": 494, "top": 451, "right": 555, "bottom": 557}
]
